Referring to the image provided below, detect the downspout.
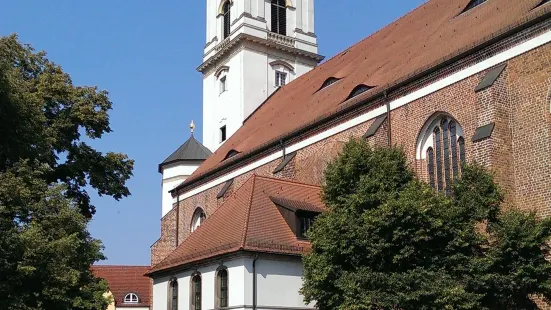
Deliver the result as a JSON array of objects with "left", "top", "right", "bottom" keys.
[
  {"left": 252, "top": 254, "right": 259, "bottom": 310},
  {"left": 175, "top": 194, "right": 180, "bottom": 247},
  {"left": 280, "top": 139, "right": 286, "bottom": 158},
  {"left": 384, "top": 91, "right": 392, "bottom": 147}
]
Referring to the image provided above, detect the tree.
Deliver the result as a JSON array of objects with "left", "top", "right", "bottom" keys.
[
  {"left": 301, "top": 139, "right": 551, "bottom": 310},
  {"left": 0, "top": 35, "right": 132, "bottom": 309},
  {"left": 0, "top": 162, "right": 111, "bottom": 310},
  {"left": 0, "top": 34, "right": 133, "bottom": 218}
]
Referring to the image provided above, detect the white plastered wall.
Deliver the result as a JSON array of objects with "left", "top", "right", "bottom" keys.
[
  {"left": 161, "top": 163, "right": 202, "bottom": 217},
  {"left": 151, "top": 256, "right": 313, "bottom": 310}
]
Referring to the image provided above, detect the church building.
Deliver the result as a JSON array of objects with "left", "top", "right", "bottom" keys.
[{"left": 148, "top": 0, "right": 551, "bottom": 309}]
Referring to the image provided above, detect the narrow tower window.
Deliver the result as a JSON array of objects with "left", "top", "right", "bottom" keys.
[
  {"left": 275, "top": 71, "right": 287, "bottom": 87},
  {"left": 271, "top": 0, "right": 287, "bottom": 36},
  {"left": 219, "top": 76, "right": 227, "bottom": 94},
  {"left": 220, "top": 126, "right": 227, "bottom": 143},
  {"left": 222, "top": 1, "right": 231, "bottom": 39}
]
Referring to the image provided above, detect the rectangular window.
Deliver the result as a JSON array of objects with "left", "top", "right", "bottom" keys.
[
  {"left": 220, "top": 125, "right": 227, "bottom": 143},
  {"left": 219, "top": 76, "right": 227, "bottom": 94},
  {"left": 299, "top": 216, "right": 314, "bottom": 238},
  {"left": 275, "top": 71, "right": 287, "bottom": 87}
]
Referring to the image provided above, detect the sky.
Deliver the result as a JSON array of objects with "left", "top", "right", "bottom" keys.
[{"left": 1, "top": 0, "right": 425, "bottom": 266}]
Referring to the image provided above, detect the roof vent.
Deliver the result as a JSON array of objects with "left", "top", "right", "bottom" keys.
[
  {"left": 462, "top": 0, "right": 488, "bottom": 13},
  {"left": 223, "top": 150, "right": 240, "bottom": 160},
  {"left": 345, "top": 84, "right": 375, "bottom": 101},
  {"left": 317, "top": 77, "right": 340, "bottom": 92}
]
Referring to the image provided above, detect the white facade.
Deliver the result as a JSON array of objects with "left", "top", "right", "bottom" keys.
[
  {"left": 161, "top": 162, "right": 202, "bottom": 217},
  {"left": 152, "top": 256, "right": 314, "bottom": 310},
  {"left": 201, "top": 0, "right": 322, "bottom": 151}
]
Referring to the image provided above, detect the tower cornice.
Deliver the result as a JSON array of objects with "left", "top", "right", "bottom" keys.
[{"left": 197, "top": 32, "right": 324, "bottom": 74}]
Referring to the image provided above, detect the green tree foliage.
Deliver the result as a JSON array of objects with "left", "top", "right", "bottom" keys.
[
  {"left": 0, "top": 35, "right": 132, "bottom": 309},
  {"left": 0, "top": 163, "right": 111, "bottom": 310},
  {"left": 0, "top": 34, "right": 133, "bottom": 218},
  {"left": 301, "top": 139, "right": 551, "bottom": 310}
]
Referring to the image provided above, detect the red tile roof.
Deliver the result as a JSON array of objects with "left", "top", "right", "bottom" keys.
[
  {"left": 179, "top": 0, "right": 550, "bottom": 191},
  {"left": 92, "top": 265, "right": 151, "bottom": 308},
  {"left": 148, "top": 175, "right": 324, "bottom": 275}
]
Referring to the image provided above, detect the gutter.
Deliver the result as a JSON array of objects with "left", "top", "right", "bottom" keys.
[
  {"left": 252, "top": 255, "right": 259, "bottom": 310},
  {"left": 174, "top": 10, "right": 551, "bottom": 195}
]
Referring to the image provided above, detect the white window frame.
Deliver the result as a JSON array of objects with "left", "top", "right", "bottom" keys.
[
  {"left": 190, "top": 208, "right": 206, "bottom": 232},
  {"left": 219, "top": 75, "right": 227, "bottom": 95},
  {"left": 275, "top": 70, "right": 287, "bottom": 87},
  {"left": 124, "top": 293, "right": 139, "bottom": 303}
]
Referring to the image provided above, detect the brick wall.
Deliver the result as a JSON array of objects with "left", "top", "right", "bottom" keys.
[{"left": 152, "top": 22, "right": 551, "bottom": 307}]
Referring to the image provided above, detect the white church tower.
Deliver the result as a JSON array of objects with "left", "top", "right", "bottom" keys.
[{"left": 199, "top": 0, "right": 324, "bottom": 151}]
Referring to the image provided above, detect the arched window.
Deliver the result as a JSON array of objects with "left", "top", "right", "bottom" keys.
[
  {"left": 271, "top": 0, "right": 287, "bottom": 35},
  {"left": 191, "top": 208, "right": 206, "bottom": 232},
  {"left": 169, "top": 279, "right": 178, "bottom": 310},
  {"left": 222, "top": 1, "right": 231, "bottom": 39},
  {"left": 417, "top": 114, "right": 466, "bottom": 194},
  {"left": 191, "top": 274, "right": 202, "bottom": 310},
  {"left": 124, "top": 293, "right": 139, "bottom": 303},
  {"left": 216, "top": 268, "right": 229, "bottom": 308}
]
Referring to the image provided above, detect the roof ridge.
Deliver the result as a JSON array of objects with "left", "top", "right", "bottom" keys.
[
  {"left": 255, "top": 175, "right": 322, "bottom": 189},
  {"left": 241, "top": 174, "right": 257, "bottom": 249}
]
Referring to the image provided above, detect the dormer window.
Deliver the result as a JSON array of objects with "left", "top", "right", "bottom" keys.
[
  {"left": 299, "top": 215, "right": 315, "bottom": 239},
  {"left": 124, "top": 293, "right": 139, "bottom": 303},
  {"left": 269, "top": 196, "right": 321, "bottom": 239},
  {"left": 345, "top": 84, "right": 375, "bottom": 101},
  {"left": 317, "top": 77, "right": 340, "bottom": 91},
  {"left": 462, "top": 0, "right": 487, "bottom": 13},
  {"left": 271, "top": 0, "right": 287, "bottom": 36}
]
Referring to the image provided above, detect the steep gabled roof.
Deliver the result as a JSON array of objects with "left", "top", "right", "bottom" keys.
[
  {"left": 91, "top": 265, "right": 151, "bottom": 307},
  {"left": 178, "top": 0, "right": 550, "bottom": 191},
  {"left": 159, "top": 135, "right": 212, "bottom": 172},
  {"left": 147, "top": 175, "right": 324, "bottom": 275}
]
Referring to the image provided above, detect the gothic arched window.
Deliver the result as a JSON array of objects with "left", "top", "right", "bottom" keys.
[
  {"left": 190, "top": 208, "right": 206, "bottom": 232},
  {"left": 417, "top": 115, "right": 466, "bottom": 194},
  {"left": 169, "top": 279, "right": 178, "bottom": 310},
  {"left": 271, "top": 0, "right": 287, "bottom": 36},
  {"left": 222, "top": 1, "right": 231, "bottom": 39},
  {"left": 191, "top": 274, "right": 202, "bottom": 310}
]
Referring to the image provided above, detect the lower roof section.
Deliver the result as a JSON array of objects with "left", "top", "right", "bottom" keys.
[{"left": 147, "top": 175, "right": 324, "bottom": 276}]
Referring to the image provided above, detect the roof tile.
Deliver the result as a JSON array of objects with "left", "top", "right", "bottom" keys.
[
  {"left": 181, "top": 0, "right": 548, "bottom": 189},
  {"left": 91, "top": 265, "right": 151, "bottom": 307},
  {"left": 148, "top": 176, "right": 324, "bottom": 275}
]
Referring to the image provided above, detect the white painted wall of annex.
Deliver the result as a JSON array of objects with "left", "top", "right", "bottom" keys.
[
  {"left": 152, "top": 257, "right": 312, "bottom": 310},
  {"left": 116, "top": 307, "right": 149, "bottom": 310}
]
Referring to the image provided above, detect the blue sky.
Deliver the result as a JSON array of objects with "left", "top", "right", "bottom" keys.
[{"left": 1, "top": 0, "right": 424, "bottom": 266}]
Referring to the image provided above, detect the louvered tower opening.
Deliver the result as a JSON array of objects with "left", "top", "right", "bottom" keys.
[
  {"left": 271, "top": 0, "right": 287, "bottom": 36},
  {"left": 223, "top": 1, "right": 231, "bottom": 39}
]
